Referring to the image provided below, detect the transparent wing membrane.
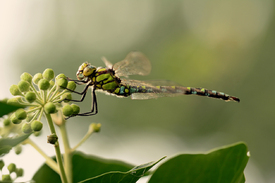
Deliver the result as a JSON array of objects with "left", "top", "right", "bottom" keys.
[
  {"left": 121, "top": 79, "right": 240, "bottom": 102},
  {"left": 111, "top": 52, "right": 151, "bottom": 77},
  {"left": 121, "top": 79, "right": 187, "bottom": 100},
  {"left": 121, "top": 79, "right": 183, "bottom": 87},
  {"left": 101, "top": 57, "right": 113, "bottom": 69},
  {"left": 131, "top": 92, "right": 183, "bottom": 100}
]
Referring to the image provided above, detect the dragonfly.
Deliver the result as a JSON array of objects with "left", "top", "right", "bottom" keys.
[{"left": 66, "top": 51, "right": 240, "bottom": 118}]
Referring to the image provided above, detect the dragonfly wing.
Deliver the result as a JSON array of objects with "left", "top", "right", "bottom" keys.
[
  {"left": 131, "top": 92, "right": 183, "bottom": 100},
  {"left": 101, "top": 57, "right": 113, "bottom": 69},
  {"left": 122, "top": 79, "right": 183, "bottom": 87},
  {"left": 112, "top": 52, "right": 151, "bottom": 77},
  {"left": 121, "top": 79, "right": 186, "bottom": 100}
]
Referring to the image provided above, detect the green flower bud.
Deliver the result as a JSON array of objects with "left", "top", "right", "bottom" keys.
[
  {"left": 15, "top": 109, "right": 27, "bottom": 120},
  {"left": 2, "top": 174, "right": 11, "bottom": 181},
  {"left": 7, "top": 163, "right": 16, "bottom": 173},
  {"left": 14, "top": 145, "right": 22, "bottom": 155},
  {"left": 62, "top": 105, "right": 73, "bottom": 116},
  {"left": 0, "top": 160, "right": 4, "bottom": 170},
  {"left": 3, "top": 118, "right": 11, "bottom": 126},
  {"left": 90, "top": 123, "right": 101, "bottom": 133},
  {"left": 11, "top": 113, "right": 21, "bottom": 124},
  {"left": 49, "top": 80, "right": 55, "bottom": 89},
  {"left": 20, "top": 72, "right": 33, "bottom": 84},
  {"left": 16, "top": 168, "right": 24, "bottom": 177},
  {"left": 55, "top": 73, "right": 66, "bottom": 81},
  {"left": 31, "top": 120, "right": 43, "bottom": 132},
  {"left": 43, "top": 68, "right": 54, "bottom": 81},
  {"left": 25, "top": 91, "right": 36, "bottom": 103},
  {"left": 34, "top": 131, "right": 41, "bottom": 137},
  {"left": 71, "top": 104, "right": 80, "bottom": 115},
  {"left": 62, "top": 93, "right": 72, "bottom": 103},
  {"left": 10, "top": 84, "right": 22, "bottom": 96},
  {"left": 47, "top": 133, "right": 58, "bottom": 145},
  {"left": 7, "top": 97, "right": 22, "bottom": 105},
  {"left": 38, "top": 79, "right": 50, "bottom": 90},
  {"left": 67, "top": 81, "right": 76, "bottom": 91},
  {"left": 57, "top": 78, "right": 68, "bottom": 89},
  {"left": 44, "top": 102, "right": 56, "bottom": 114},
  {"left": 22, "top": 122, "right": 32, "bottom": 134},
  {"left": 33, "top": 73, "right": 43, "bottom": 85},
  {"left": 18, "top": 80, "right": 30, "bottom": 92}
]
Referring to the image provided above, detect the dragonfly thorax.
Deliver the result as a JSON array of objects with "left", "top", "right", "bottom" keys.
[{"left": 76, "top": 62, "right": 97, "bottom": 80}]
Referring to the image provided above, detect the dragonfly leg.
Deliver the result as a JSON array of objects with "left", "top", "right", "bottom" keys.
[
  {"left": 75, "top": 88, "right": 98, "bottom": 116},
  {"left": 64, "top": 83, "right": 91, "bottom": 103},
  {"left": 65, "top": 88, "right": 98, "bottom": 119},
  {"left": 59, "top": 82, "right": 91, "bottom": 105},
  {"left": 62, "top": 80, "right": 92, "bottom": 96},
  {"left": 66, "top": 77, "right": 89, "bottom": 84}
]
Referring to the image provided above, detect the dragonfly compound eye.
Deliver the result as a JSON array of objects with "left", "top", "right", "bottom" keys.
[
  {"left": 83, "top": 65, "right": 96, "bottom": 77},
  {"left": 76, "top": 71, "right": 84, "bottom": 80}
]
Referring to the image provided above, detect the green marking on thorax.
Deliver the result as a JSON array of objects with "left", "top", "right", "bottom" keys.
[
  {"left": 102, "top": 81, "right": 118, "bottom": 90},
  {"left": 96, "top": 73, "right": 112, "bottom": 83}
]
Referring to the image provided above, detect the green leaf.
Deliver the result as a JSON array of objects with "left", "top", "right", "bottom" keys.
[
  {"left": 149, "top": 142, "right": 249, "bottom": 183},
  {"left": 0, "top": 134, "right": 30, "bottom": 156},
  {"left": 0, "top": 101, "right": 23, "bottom": 117},
  {"left": 79, "top": 156, "right": 165, "bottom": 183},
  {"left": 33, "top": 152, "right": 138, "bottom": 183},
  {"left": 0, "top": 145, "right": 12, "bottom": 156}
]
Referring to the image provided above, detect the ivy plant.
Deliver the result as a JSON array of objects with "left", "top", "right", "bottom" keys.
[{"left": 0, "top": 68, "right": 249, "bottom": 183}]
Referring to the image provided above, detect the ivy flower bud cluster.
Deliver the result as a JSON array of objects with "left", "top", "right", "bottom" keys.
[
  {"left": 0, "top": 160, "right": 23, "bottom": 181},
  {"left": 7, "top": 69, "right": 80, "bottom": 134}
]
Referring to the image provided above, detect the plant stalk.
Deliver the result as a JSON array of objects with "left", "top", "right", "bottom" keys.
[
  {"left": 24, "top": 138, "right": 60, "bottom": 174},
  {"left": 60, "top": 123, "right": 73, "bottom": 183},
  {"left": 45, "top": 112, "right": 68, "bottom": 183},
  {"left": 71, "top": 128, "right": 94, "bottom": 152}
]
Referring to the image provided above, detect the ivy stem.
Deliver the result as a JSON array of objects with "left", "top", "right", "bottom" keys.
[
  {"left": 51, "top": 89, "right": 68, "bottom": 102},
  {"left": 30, "top": 84, "right": 43, "bottom": 102},
  {"left": 44, "top": 112, "right": 68, "bottom": 183},
  {"left": 26, "top": 106, "right": 42, "bottom": 113},
  {"left": 48, "top": 86, "right": 60, "bottom": 102},
  {"left": 71, "top": 126, "right": 94, "bottom": 152},
  {"left": 43, "top": 90, "right": 47, "bottom": 103},
  {"left": 59, "top": 123, "right": 73, "bottom": 183},
  {"left": 24, "top": 138, "right": 59, "bottom": 174}
]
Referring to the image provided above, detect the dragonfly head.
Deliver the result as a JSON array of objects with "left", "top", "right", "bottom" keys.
[{"left": 76, "top": 62, "right": 96, "bottom": 80}]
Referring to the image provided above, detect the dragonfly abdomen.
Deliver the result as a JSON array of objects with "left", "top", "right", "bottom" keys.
[
  {"left": 128, "top": 85, "right": 240, "bottom": 102},
  {"left": 185, "top": 87, "right": 240, "bottom": 102},
  {"left": 129, "top": 85, "right": 187, "bottom": 96},
  {"left": 112, "top": 85, "right": 132, "bottom": 97}
]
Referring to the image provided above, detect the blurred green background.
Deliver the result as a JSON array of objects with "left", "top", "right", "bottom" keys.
[{"left": 1, "top": 1, "right": 274, "bottom": 182}]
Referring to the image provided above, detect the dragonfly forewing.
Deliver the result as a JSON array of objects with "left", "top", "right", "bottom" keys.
[
  {"left": 112, "top": 52, "right": 151, "bottom": 77},
  {"left": 122, "top": 79, "right": 188, "bottom": 100}
]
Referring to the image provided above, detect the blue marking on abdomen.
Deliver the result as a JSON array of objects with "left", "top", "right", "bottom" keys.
[
  {"left": 120, "top": 86, "right": 125, "bottom": 94},
  {"left": 130, "top": 87, "right": 137, "bottom": 93}
]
